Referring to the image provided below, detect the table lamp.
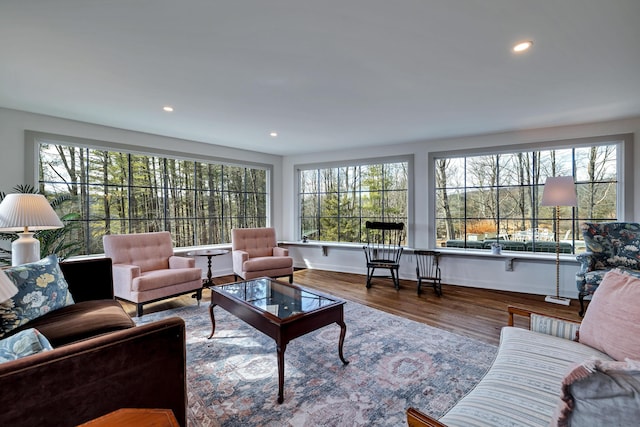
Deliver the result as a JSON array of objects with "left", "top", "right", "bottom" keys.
[
  {"left": 0, "top": 194, "right": 64, "bottom": 266},
  {"left": 0, "top": 269, "right": 18, "bottom": 302},
  {"left": 541, "top": 176, "right": 577, "bottom": 305}
]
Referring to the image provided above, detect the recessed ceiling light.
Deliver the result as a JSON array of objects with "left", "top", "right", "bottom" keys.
[
  {"left": 269, "top": 132, "right": 278, "bottom": 137},
  {"left": 163, "top": 106, "right": 174, "bottom": 112},
  {"left": 513, "top": 41, "right": 533, "bottom": 53}
]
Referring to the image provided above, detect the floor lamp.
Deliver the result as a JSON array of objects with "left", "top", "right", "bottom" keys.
[
  {"left": 0, "top": 194, "right": 64, "bottom": 266},
  {"left": 541, "top": 176, "right": 577, "bottom": 306}
]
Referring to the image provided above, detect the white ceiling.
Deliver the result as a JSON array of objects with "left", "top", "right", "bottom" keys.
[{"left": 1, "top": 1, "right": 639, "bottom": 156}]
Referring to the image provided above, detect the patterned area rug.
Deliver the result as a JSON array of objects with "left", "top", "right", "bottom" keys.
[{"left": 135, "top": 301, "right": 497, "bottom": 426}]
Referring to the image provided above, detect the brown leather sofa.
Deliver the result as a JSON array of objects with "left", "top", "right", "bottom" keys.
[{"left": 0, "top": 258, "right": 187, "bottom": 427}]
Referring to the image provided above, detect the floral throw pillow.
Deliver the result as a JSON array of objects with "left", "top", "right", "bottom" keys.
[
  {"left": 0, "top": 328, "right": 53, "bottom": 363},
  {"left": 0, "top": 255, "right": 75, "bottom": 338}
]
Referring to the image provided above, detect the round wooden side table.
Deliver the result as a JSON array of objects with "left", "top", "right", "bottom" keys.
[{"left": 187, "top": 249, "right": 229, "bottom": 286}]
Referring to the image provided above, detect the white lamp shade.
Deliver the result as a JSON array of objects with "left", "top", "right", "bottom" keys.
[
  {"left": 0, "top": 269, "right": 18, "bottom": 302},
  {"left": 0, "top": 194, "right": 64, "bottom": 232},
  {"left": 541, "top": 176, "right": 578, "bottom": 207}
]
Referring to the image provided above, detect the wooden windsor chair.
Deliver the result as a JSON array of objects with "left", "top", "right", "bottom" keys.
[{"left": 363, "top": 221, "right": 405, "bottom": 289}]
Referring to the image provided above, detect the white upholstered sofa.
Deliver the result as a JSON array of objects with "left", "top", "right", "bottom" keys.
[{"left": 407, "top": 268, "right": 640, "bottom": 427}]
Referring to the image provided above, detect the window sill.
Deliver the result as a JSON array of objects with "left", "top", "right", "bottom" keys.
[
  {"left": 434, "top": 248, "right": 579, "bottom": 264},
  {"left": 280, "top": 240, "right": 579, "bottom": 263}
]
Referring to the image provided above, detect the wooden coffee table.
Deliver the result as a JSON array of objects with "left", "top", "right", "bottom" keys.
[{"left": 208, "top": 277, "right": 349, "bottom": 403}]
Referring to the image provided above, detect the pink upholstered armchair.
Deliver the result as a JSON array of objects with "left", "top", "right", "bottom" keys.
[
  {"left": 231, "top": 227, "right": 293, "bottom": 283},
  {"left": 103, "top": 231, "right": 203, "bottom": 316}
]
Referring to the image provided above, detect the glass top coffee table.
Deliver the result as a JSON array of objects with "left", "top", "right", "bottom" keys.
[{"left": 208, "top": 277, "right": 349, "bottom": 403}]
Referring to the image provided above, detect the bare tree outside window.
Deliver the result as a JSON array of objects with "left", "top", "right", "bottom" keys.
[
  {"left": 38, "top": 142, "right": 269, "bottom": 255},
  {"left": 435, "top": 142, "right": 618, "bottom": 253},
  {"left": 435, "top": 158, "right": 457, "bottom": 241}
]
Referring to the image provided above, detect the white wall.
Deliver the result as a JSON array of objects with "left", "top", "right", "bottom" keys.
[{"left": 281, "top": 116, "right": 640, "bottom": 297}]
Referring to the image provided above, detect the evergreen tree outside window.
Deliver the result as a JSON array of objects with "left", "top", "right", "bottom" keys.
[{"left": 298, "top": 159, "right": 409, "bottom": 244}]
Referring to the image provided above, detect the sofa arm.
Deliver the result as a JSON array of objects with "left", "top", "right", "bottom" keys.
[
  {"left": 59, "top": 257, "right": 115, "bottom": 302},
  {"left": 0, "top": 317, "right": 187, "bottom": 427},
  {"left": 112, "top": 264, "right": 141, "bottom": 295},
  {"left": 576, "top": 252, "right": 595, "bottom": 274},
  {"left": 273, "top": 246, "right": 289, "bottom": 256},
  {"left": 508, "top": 306, "right": 581, "bottom": 340},
  {"left": 232, "top": 250, "right": 249, "bottom": 269},
  {"left": 169, "top": 255, "right": 195, "bottom": 269},
  {"left": 406, "top": 407, "right": 447, "bottom": 427}
]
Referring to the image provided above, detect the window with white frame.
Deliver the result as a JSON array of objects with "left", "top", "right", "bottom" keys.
[
  {"left": 298, "top": 158, "right": 410, "bottom": 244},
  {"left": 433, "top": 140, "right": 622, "bottom": 254}
]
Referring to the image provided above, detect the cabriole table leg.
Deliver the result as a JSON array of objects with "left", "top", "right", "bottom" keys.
[{"left": 208, "top": 304, "right": 217, "bottom": 339}]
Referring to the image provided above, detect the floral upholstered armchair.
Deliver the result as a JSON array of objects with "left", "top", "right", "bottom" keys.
[{"left": 576, "top": 222, "right": 640, "bottom": 316}]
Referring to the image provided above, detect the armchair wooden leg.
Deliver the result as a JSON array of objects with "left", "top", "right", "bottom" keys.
[
  {"left": 136, "top": 303, "right": 144, "bottom": 317},
  {"left": 288, "top": 274, "right": 293, "bottom": 283},
  {"left": 578, "top": 293, "right": 586, "bottom": 317},
  {"left": 417, "top": 278, "right": 422, "bottom": 295},
  {"left": 192, "top": 288, "right": 203, "bottom": 303}
]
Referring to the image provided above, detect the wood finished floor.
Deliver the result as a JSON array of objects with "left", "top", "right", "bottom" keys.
[{"left": 120, "top": 269, "right": 584, "bottom": 346}]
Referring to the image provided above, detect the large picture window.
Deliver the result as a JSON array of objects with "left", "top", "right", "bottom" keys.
[
  {"left": 298, "top": 159, "right": 409, "bottom": 244},
  {"left": 38, "top": 141, "right": 269, "bottom": 255},
  {"left": 434, "top": 142, "right": 619, "bottom": 254}
]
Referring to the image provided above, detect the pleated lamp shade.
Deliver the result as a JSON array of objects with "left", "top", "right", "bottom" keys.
[
  {"left": 0, "top": 194, "right": 64, "bottom": 266},
  {"left": 0, "top": 194, "right": 64, "bottom": 231}
]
